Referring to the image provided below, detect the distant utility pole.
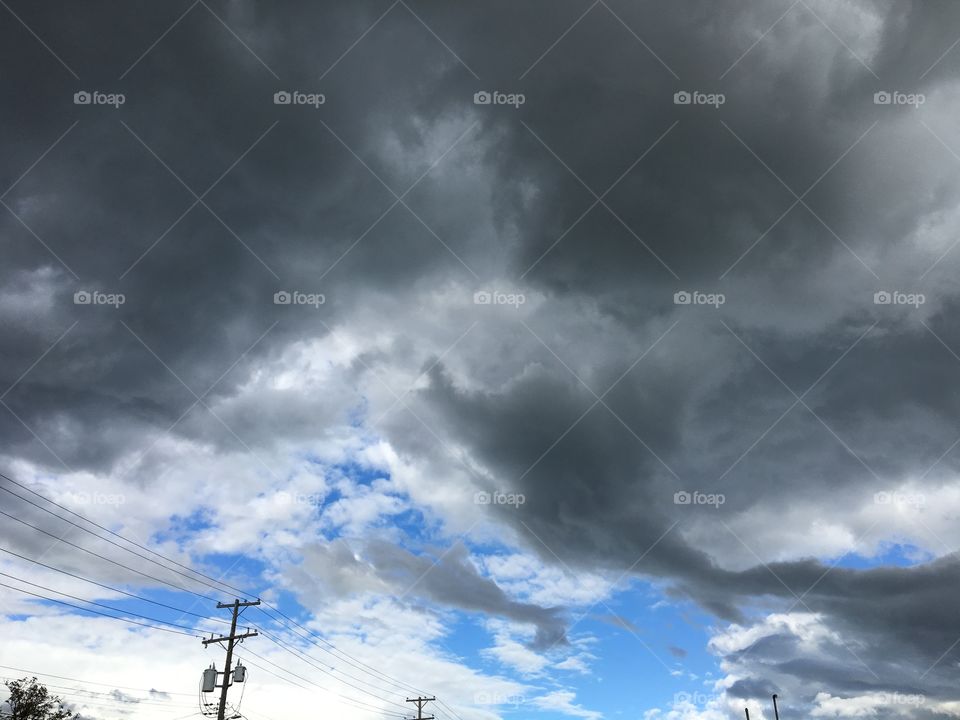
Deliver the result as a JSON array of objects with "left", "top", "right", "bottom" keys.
[
  {"left": 203, "top": 599, "right": 260, "bottom": 720},
  {"left": 406, "top": 696, "right": 436, "bottom": 720}
]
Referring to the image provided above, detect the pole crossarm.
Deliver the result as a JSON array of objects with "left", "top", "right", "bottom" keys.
[
  {"left": 216, "top": 600, "right": 261, "bottom": 609},
  {"left": 406, "top": 696, "right": 436, "bottom": 720},
  {"left": 203, "top": 630, "right": 258, "bottom": 646}
]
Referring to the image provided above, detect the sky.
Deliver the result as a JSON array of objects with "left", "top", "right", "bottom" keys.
[{"left": 2, "top": 1, "right": 960, "bottom": 719}]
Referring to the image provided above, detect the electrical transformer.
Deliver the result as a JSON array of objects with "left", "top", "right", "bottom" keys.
[{"left": 202, "top": 665, "right": 217, "bottom": 693}]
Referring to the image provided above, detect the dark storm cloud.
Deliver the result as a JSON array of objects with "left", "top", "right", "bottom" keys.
[
  {"left": 711, "top": 560, "right": 960, "bottom": 714},
  {"left": 5, "top": 1, "right": 960, "bottom": 715},
  {"left": 0, "top": 0, "right": 496, "bottom": 471},
  {"left": 367, "top": 1, "right": 960, "bottom": 710}
]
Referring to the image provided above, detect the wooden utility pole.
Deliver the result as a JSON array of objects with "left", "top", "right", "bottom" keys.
[
  {"left": 203, "top": 599, "right": 260, "bottom": 720},
  {"left": 406, "top": 696, "right": 436, "bottom": 720}
]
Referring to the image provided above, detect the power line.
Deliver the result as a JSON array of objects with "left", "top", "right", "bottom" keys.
[
  {"left": 0, "top": 510, "right": 219, "bottom": 603},
  {"left": 0, "top": 678, "right": 195, "bottom": 709},
  {"left": 237, "top": 656, "right": 311, "bottom": 693},
  {"left": 255, "top": 628, "right": 409, "bottom": 711},
  {"left": 0, "top": 481, "right": 233, "bottom": 600},
  {"left": 0, "top": 585, "right": 438, "bottom": 719},
  {"left": 0, "top": 578, "right": 203, "bottom": 637},
  {"left": 0, "top": 572, "right": 201, "bottom": 632},
  {"left": 252, "top": 608, "right": 465, "bottom": 720},
  {"left": 0, "top": 663, "right": 194, "bottom": 697},
  {"left": 255, "top": 604, "right": 429, "bottom": 696},
  {"left": 24, "top": 695, "right": 189, "bottom": 715},
  {"left": 0, "top": 472, "right": 427, "bottom": 697},
  {"left": 434, "top": 699, "right": 467, "bottom": 720},
  {"left": 252, "top": 611, "right": 425, "bottom": 699},
  {"left": 0, "top": 570, "right": 206, "bottom": 633},
  {"left": 0, "top": 472, "right": 462, "bottom": 717},
  {"left": 0, "top": 473, "right": 249, "bottom": 598},
  {"left": 0, "top": 686, "right": 187, "bottom": 709},
  {"left": 240, "top": 649, "right": 407, "bottom": 718},
  {"left": 0, "top": 545, "right": 231, "bottom": 625},
  {"left": 249, "top": 634, "right": 403, "bottom": 707},
  {"left": 240, "top": 655, "right": 399, "bottom": 720},
  {"left": 0, "top": 473, "right": 429, "bottom": 694},
  {"left": 1, "top": 505, "right": 429, "bottom": 706}
]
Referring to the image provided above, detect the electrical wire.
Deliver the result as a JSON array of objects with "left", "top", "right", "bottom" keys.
[
  {"left": 0, "top": 472, "right": 462, "bottom": 717},
  {"left": 254, "top": 629, "right": 409, "bottom": 711},
  {"left": 0, "top": 471, "right": 427, "bottom": 694},
  {"left": 0, "top": 474, "right": 247, "bottom": 598},
  {"left": 0, "top": 475, "right": 426, "bottom": 696},
  {"left": 236, "top": 656, "right": 311, "bottom": 693},
  {"left": 0, "top": 678, "right": 195, "bottom": 709},
  {"left": 255, "top": 603, "right": 428, "bottom": 695},
  {"left": 252, "top": 608, "right": 465, "bottom": 720},
  {"left": 0, "top": 488, "right": 425, "bottom": 700},
  {"left": 0, "top": 570, "right": 208, "bottom": 634},
  {"left": 253, "top": 608, "right": 466, "bottom": 720},
  {"left": 0, "top": 510, "right": 219, "bottom": 603},
  {"left": 0, "top": 663, "right": 194, "bottom": 697},
  {"left": 0, "top": 579, "right": 202, "bottom": 637},
  {"left": 0, "top": 546, "right": 231, "bottom": 625},
  {"left": 239, "top": 650, "right": 406, "bottom": 718},
  {"left": 0, "top": 483, "right": 228, "bottom": 601}
]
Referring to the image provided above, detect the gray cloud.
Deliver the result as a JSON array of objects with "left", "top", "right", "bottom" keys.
[
  {"left": 288, "top": 539, "right": 566, "bottom": 650},
  {"left": 5, "top": 1, "right": 960, "bottom": 716}
]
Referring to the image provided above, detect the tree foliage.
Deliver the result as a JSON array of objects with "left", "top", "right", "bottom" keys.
[{"left": 3, "top": 677, "right": 77, "bottom": 720}]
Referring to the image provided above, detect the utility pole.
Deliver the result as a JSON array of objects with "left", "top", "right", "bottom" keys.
[
  {"left": 406, "top": 696, "right": 436, "bottom": 720},
  {"left": 203, "top": 599, "right": 260, "bottom": 720},
  {"left": 772, "top": 694, "right": 780, "bottom": 720}
]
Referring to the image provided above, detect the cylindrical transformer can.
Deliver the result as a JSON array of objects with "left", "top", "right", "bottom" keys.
[{"left": 202, "top": 666, "right": 217, "bottom": 693}]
